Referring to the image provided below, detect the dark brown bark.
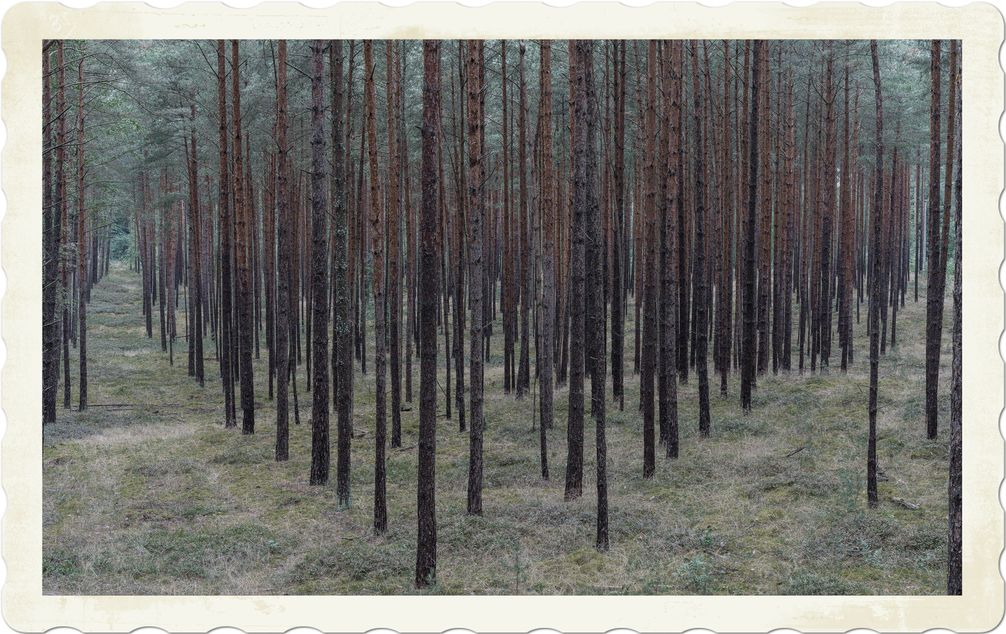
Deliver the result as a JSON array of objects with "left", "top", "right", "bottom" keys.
[
  {"left": 741, "top": 40, "right": 760, "bottom": 412},
  {"left": 416, "top": 39, "right": 440, "bottom": 588},
  {"left": 76, "top": 53, "right": 87, "bottom": 412},
  {"left": 331, "top": 40, "right": 351, "bottom": 507},
  {"left": 640, "top": 40, "right": 658, "bottom": 477},
  {"left": 517, "top": 42, "right": 531, "bottom": 399},
  {"left": 839, "top": 62, "right": 853, "bottom": 372},
  {"left": 387, "top": 41, "right": 403, "bottom": 449},
  {"left": 466, "top": 40, "right": 485, "bottom": 516},
  {"left": 275, "top": 40, "right": 291, "bottom": 460},
  {"left": 43, "top": 41, "right": 59, "bottom": 425},
  {"left": 868, "top": 39, "right": 883, "bottom": 509},
  {"left": 538, "top": 40, "right": 555, "bottom": 476},
  {"left": 309, "top": 40, "right": 330, "bottom": 485},
  {"left": 365, "top": 41, "right": 388, "bottom": 534},
  {"left": 565, "top": 39, "right": 587, "bottom": 502},
  {"left": 690, "top": 42, "right": 711, "bottom": 436},
  {"left": 610, "top": 41, "right": 626, "bottom": 409},
  {"left": 187, "top": 106, "right": 205, "bottom": 388},
  {"left": 663, "top": 40, "right": 682, "bottom": 457},
  {"left": 231, "top": 41, "right": 254, "bottom": 434},
  {"left": 217, "top": 40, "right": 236, "bottom": 429},
  {"left": 924, "top": 40, "right": 943, "bottom": 440},
  {"left": 58, "top": 42, "right": 71, "bottom": 411},
  {"left": 947, "top": 45, "right": 962, "bottom": 593}
]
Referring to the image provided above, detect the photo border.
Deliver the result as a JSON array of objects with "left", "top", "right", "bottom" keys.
[{"left": 3, "top": 2, "right": 1003, "bottom": 631}]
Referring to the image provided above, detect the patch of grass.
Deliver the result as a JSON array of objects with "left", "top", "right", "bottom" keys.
[
  {"left": 780, "top": 570, "right": 867, "bottom": 595},
  {"left": 43, "top": 549, "right": 81, "bottom": 579},
  {"left": 131, "top": 524, "right": 286, "bottom": 581},
  {"left": 676, "top": 555, "right": 719, "bottom": 593}
]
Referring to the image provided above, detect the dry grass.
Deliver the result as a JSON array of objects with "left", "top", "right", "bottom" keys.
[{"left": 43, "top": 265, "right": 953, "bottom": 595}]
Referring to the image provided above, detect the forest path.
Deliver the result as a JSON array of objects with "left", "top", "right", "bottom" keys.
[
  {"left": 44, "top": 264, "right": 953, "bottom": 595},
  {"left": 44, "top": 263, "right": 221, "bottom": 446}
]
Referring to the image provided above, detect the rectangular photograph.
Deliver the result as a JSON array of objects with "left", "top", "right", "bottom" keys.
[{"left": 40, "top": 37, "right": 962, "bottom": 597}]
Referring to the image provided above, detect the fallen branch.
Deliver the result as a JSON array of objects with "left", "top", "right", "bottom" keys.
[{"left": 890, "top": 496, "right": 919, "bottom": 510}]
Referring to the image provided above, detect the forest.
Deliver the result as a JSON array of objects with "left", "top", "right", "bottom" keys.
[{"left": 42, "top": 38, "right": 962, "bottom": 595}]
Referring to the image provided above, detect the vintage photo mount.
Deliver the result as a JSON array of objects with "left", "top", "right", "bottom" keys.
[{"left": 2, "top": 1, "right": 1003, "bottom": 632}]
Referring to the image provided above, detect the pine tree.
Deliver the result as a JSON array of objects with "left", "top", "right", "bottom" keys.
[
  {"left": 232, "top": 40, "right": 254, "bottom": 434},
  {"left": 416, "top": 39, "right": 441, "bottom": 589},
  {"left": 466, "top": 39, "right": 485, "bottom": 516},
  {"left": 924, "top": 40, "right": 943, "bottom": 440},
  {"left": 217, "top": 40, "right": 237, "bottom": 429},
  {"left": 275, "top": 39, "right": 292, "bottom": 460},
  {"left": 309, "top": 40, "right": 330, "bottom": 485},
  {"left": 867, "top": 39, "right": 884, "bottom": 508},
  {"left": 364, "top": 41, "right": 388, "bottom": 534}
]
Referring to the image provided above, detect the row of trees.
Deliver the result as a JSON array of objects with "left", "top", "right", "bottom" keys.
[{"left": 42, "top": 38, "right": 962, "bottom": 593}]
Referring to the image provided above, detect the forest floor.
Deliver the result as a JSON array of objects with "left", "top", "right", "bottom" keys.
[{"left": 44, "top": 264, "right": 952, "bottom": 595}]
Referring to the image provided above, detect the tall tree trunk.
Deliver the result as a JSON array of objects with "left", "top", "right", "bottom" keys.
[
  {"left": 217, "top": 40, "right": 236, "bottom": 429},
  {"left": 232, "top": 40, "right": 255, "bottom": 434},
  {"left": 187, "top": 106, "right": 205, "bottom": 387},
  {"left": 466, "top": 40, "right": 485, "bottom": 516},
  {"left": 538, "top": 40, "right": 555, "bottom": 476},
  {"left": 582, "top": 40, "right": 608, "bottom": 551},
  {"left": 741, "top": 40, "right": 760, "bottom": 412},
  {"left": 517, "top": 43, "right": 531, "bottom": 399},
  {"left": 309, "top": 40, "right": 330, "bottom": 485},
  {"left": 365, "top": 41, "right": 388, "bottom": 534},
  {"left": 924, "top": 40, "right": 944, "bottom": 440},
  {"left": 416, "top": 39, "right": 440, "bottom": 588},
  {"left": 663, "top": 41, "right": 682, "bottom": 457},
  {"left": 565, "top": 39, "right": 587, "bottom": 501},
  {"left": 610, "top": 41, "right": 626, "bottom": 410},
  {"left": 76, "top": 52, "right": 87, "bottom": 412},
  {"left": 947, "top": 44, "right": 962, "bottom": 593},
  {"left": 640, "top": 40, "right": 658, "bottom": 478},
  {"left": 57, "top": 42, "right": 71, "bottom": 411},
  {"left": 331, "top": 40, "right": 352, "bottom": 507},
  {"left": 387, "top": 41, "right": 403, "bottom": 449},
  {"left": 42, "top": 41, "right": 60, "bottom": 425},
  {"left": 690, "top": 42, "right": 711, "bottom": 436},
  {"left": 867, "top": 40, "right": 884, "bottom": 508},
  {"left": 275, "top": 40, "right": 292, "bottom": 459}
]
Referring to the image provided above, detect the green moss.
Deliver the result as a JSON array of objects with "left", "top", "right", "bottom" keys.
[
  {"left": 43, "top": 549, "right": 81, "bottom": 579},
  {"left": 133, "top": 524, "right": 286, "bottom": 580}
]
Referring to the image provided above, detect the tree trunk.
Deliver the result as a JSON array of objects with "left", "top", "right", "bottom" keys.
[
  {"left": 565, "top": 39, "right": 587, "bottom": 501},
  {"left": 538, "top": 40, "right": 555, "bottom": 476},
  {"left": 924, "top": 40, "right": 943, "bottom": 440},
  {"left": 387, "top": 41, "right": 403, "bottom": 449},
  {"left": 231, "top": 41, "right": 254, "bottom": 434},
  {"left": 610, "top": 41, "right": 626, "bottom": 410},
  {"left": 76, "top": 53, "right": 87, "bottom": 412},
  {"left": 364, "top": 41, "right": 388, "bottom": 534},
  {"left": 690, "top": 42, "right": 711, "bottom": 436},
  {"left": 308, "top": 40, "right": 330, "bottom": 485},
  {"left": 947, "top": 42, "right": 962, "bottom": 593},
  {"left": 466, "top": 40, "right": 485, "bottom": 516},
  {"left": 416, "top": 39, "right": 440, "bottom": 589},
  {"left": 867, "top": 39, "right": 883, "bottom": 508},
  {"left": 42, "top": 41, "right": 60, "bottom": 425},
  {"left": 275, "top": 40, "right": 291, "bottom": 460},
  {"left": 217, "top": 40, "right": 236, "bottom": 429},
  {"left": 330, "top": 40, "right": 352, "bottom": 507},
  {"left": 640, "top": 40, "right": 659, "bottom": 478},
  {"left": 741, "top": 40, "right": 760, "bottom": 412}
]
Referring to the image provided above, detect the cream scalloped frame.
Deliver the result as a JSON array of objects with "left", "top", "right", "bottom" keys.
[{"left": 2, "top": 2, "right": 1003, "bottom": 632}]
